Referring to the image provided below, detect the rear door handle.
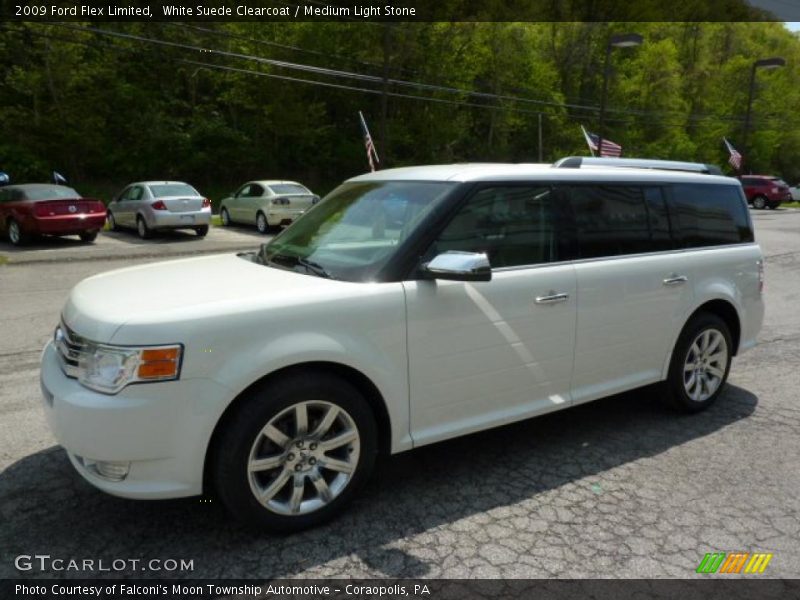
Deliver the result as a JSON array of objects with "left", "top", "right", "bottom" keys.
[
  {"left": 663, "top": 275, "right": 688, "bottom": 286},
  {"left": 535, "top": 292, "right": 570, "bottom": 305}
]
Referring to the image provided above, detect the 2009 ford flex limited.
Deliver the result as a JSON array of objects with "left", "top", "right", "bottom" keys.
[{"left": 40, "top": 158, "right": 764, "bottom": 531}]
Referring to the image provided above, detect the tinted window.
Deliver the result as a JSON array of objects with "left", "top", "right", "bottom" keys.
[
  {"left": 249, "top": 184, "right": 265, "bottom": 197},
  {"left": 427, "top": 186, "right": 557, "bottom": 268},
  {"left": 270, "top": 183, "right": 310, "bottom": 195},
  {"left": 669, "top": 184, "right": 753, "bottom": 247},
  {"left": 149, "top": 183, "right": 198, "bottom": 197},
  {"left": 568, "top": 185, "right": 656, "bottom": 258}
]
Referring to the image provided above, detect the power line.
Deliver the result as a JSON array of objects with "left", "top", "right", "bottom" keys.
[{"left": 4, "top": 23, "right": 794, "bottom": 130}]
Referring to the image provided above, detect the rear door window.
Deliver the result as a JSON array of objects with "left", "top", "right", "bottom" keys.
[
  {"left": 567, "top": 185, "right": 664, "bottom": 258},
  {"left": 668, "top": 184, "right": 754, "bottom": 247}
]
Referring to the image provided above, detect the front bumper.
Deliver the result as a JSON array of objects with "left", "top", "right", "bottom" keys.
[{"left": 40, "top": 341, "right": 229, "bottom": 499}]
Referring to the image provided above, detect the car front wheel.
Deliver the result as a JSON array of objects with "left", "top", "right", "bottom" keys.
[
  {"left": 220, "top": 208, "right": 231, "bottom": 226},
  {"left": 664, "top": 312, "right": 732, "bottom": 413},
  {"left": 107, "top": 212, "right": 118, "bottom": 231},
  {"left": 752, "top": 195, "right": 767, "bottom": 209},
  {"left": 213, "top": 371, "right": 378, "bottom": 531}
]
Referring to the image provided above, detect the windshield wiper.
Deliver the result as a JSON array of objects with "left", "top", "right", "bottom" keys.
[
  {"left": 297, "top": 257, "right": 333, "bottom": 279},
  {"left": 263, "top": 251, "right": 333, "bottom": 279}
]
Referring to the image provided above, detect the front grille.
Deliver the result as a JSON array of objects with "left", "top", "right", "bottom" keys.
[{"left": 54, "top": 321, "right": 89, "bottom": 378}]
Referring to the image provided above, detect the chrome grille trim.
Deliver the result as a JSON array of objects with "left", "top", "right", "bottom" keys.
[{"left": 54, "top": 321, "right": 89, "bottom": 378}]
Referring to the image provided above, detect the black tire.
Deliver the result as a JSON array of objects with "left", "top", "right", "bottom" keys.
[
  {"left": 256, "top": 211, "right": 269, "bottom": 234},
  {"left": 220, "top": 208, "right": 231, "bottom": 227},
  {"left": 79, "top": 230, "right": 98, "bottom": 243},
  {"left": 663, "top": 312, "right": 733, "bottom": 413},
  {"left": 213, "top": 371, "right": 378, "bottom": 532},
  {"left": 107, "top": 212, "right": 118, "bottom": 231},
  {"left": 136, "top": 216, "right": 152, "bottom": 239},
  {"left": 7, "top": 219, "right": 28, "bottom": 246},
  {"left": 752, "top": 195, "right": 767, "bottom": 210},
  {"left": 195, "top": 225, "right": 209, "bottom": 237}
]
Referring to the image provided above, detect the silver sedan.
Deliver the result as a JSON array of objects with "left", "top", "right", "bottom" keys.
[
  {"left": 107, "top": 181, "right": 212, "bottom": 239},
  {"left": 219, "top": 180, "right": 319, "bottom": 233}
]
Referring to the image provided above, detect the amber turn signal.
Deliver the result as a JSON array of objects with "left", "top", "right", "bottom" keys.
[{"left": 137, "top": 346, "right": 181, "bottom": 380}]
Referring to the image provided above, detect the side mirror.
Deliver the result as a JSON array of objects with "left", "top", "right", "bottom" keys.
[{"left": 422, "top": 251, "right": 492, "bottom": 282}]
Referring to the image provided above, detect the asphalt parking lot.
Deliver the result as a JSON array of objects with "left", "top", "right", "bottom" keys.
[{"left": 1, "top": 210, "right": 799, "bottom": 579}]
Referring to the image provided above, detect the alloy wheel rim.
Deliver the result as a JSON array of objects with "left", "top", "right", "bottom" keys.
[
  {"left": 257, "top": 214, "right": 266, "bottom": 232},
  {"left": 222, "top": 210, "right": 229, "bottom": 225},
  {"left": 247, "top": 400, "right": 360, "bottom": 516},
  {"left": 755, "top": 197, "right": 765, "bottom": 209},
  {"left": 108, "top": 214, "right": 115, "bottom": 228},
  {"left": 9, "top": 222, "right": 19, "bottom": 243},
  {"left": 683, "top": 328, "right": 728, "bottom": 402},
  {"left": 138, "top": 220, "right": 145, "bottom": 237}
]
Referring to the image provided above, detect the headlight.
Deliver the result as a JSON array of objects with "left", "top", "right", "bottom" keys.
[{"left": 78, "top": 343, "right": 182, "bottom": 394}]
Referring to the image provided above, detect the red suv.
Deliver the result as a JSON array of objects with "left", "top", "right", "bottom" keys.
[{"left": 738, "top": 175, "right": 792, "bottom": 209}]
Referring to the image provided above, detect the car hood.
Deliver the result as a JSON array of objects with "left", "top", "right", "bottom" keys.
[{"left": 62, "top": 253, "right": 353, "bottom": 343}]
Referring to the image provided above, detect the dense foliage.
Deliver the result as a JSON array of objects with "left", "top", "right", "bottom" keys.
[{"left": 1, "top": 21, "right": 799, "bottom": 200}]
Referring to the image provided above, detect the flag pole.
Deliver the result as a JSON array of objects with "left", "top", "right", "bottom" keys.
[{"left": 581, "top": 125, "right": 596, "bottom": 157}]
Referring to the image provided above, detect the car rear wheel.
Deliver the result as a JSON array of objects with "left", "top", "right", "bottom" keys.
[
  {"left": 220, "top": 208, "right": 231, "bottom": 227},
  {"left": 7, "top": 219, "right": 28, "bottom": 246},
  {"left": 79, "top": 230, "right": 98, "bottom": 243},
  {"left": 194, "top": 225, "right": 209, "bottom": 237},
  {"left": 213, "top": 371, "right": 378, "bottom": 531},
  {"left": 107, "top": 212, "right": 118, "bottom": 231},
  {"left": 137, "top": 216, "right": 152, "bottom": 239},
  {"left": 752, "top": 195, "right": 767, "bottom": 209},
  {"left": 256, "top": 211, "right": 269, "bottom": 234},
  {"left": 663, "top": 312, "right": 732, "bottom": 413}
]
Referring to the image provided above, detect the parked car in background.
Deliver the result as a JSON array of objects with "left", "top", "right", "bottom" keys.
[
  {"left": 0, "top": 184, "right": 106, "bottom": 246},
  {"left": 41, "top": 158, "right": 763, "bottom": 531},
  {"left": 789, "top": 184, "right": 800, "bottom": 201},
  {"left": 219, "top": 180, "right": 319, "bottom": 233},
  {"left": 738, "top": 175, "right": 792, "bottom": 209},
  {"left": 107, "top": 181, "right": 211, "bottom": 239}
]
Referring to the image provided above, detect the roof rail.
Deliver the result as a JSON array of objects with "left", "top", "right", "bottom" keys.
[{"left": 553, "top": 156, "right": 723, "bottom": 175}]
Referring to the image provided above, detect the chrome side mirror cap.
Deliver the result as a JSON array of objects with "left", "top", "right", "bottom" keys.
[{"left": 422, "top": 251, "right": 492, "bottom": 282}]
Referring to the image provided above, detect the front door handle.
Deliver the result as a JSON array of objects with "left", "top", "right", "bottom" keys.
[
  {"left": 663, "top": 275, "right": 688, "bottom": 286},
  {"left": 535, "top": 292, "right": 570, "bottom": 305}
]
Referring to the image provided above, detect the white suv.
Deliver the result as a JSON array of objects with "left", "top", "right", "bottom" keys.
[{"left": 40, "top": 158, "right": 764, "bottom": 531}]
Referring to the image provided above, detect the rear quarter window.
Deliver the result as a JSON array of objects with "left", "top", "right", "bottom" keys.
[{"left": 669, "top": 184, "right": 753, "bottom": 247}]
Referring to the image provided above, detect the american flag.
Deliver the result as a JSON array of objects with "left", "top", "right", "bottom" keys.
[
  {"left": 723, "top": 138, "right": 742, "bottom": 171},
  {"left": 358, "top": 111, "right": 379, "bottom": 172},
  {"left": 581, "top": 125, "right": 623, "bottom": 157}
]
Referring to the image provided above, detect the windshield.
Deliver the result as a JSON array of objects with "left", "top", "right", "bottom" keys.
[
  {"left": 259, "top": 180, "right": 456, "bottom": 281},
  {"left": 149, "top": 183, "right": 199, "bottom": 197},
  {"left": 23, "top": 186, "right": 80, "bottom": 200},
  {"left": 269, "top": 183, "right": 311, "bottom": 195}
]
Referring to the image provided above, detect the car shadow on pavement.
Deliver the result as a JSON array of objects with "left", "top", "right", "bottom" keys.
[{"left": 0, "top": 384, "right": 757, "bottom": 579}]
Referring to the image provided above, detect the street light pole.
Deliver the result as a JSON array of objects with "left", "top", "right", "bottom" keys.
[
  {"left": 596, "top": 32, "right": 643, "bottom": 157},
  {"left": 742, "top": 56, "right": 785, "bottom": 172}
]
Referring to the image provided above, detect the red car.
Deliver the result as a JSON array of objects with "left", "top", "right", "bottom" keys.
[
  {"left": 0, "top": 184, "right": 106, "bottom": 246},
  {"left": 738, "top": 175, "right": 792, "bottom": 209}
]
